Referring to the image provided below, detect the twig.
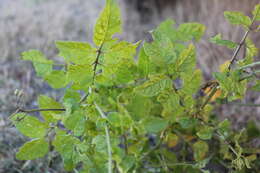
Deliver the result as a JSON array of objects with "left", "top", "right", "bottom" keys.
[
  {"left": 18, "top": 108, "right": 66, "bottom": 113},
  {"left": 92, "top": 43, "right": 104, "bottom": 84},
  {"left": 220, "top": 102, "right": 260, "bottom": 107},
  {"left": 228, "top": 13, "right": 257, "bottom": 70},
  {"left": 94, "top": 102, "right": 113, "bottom": 173},
  {"left": 228, "top": 30, "right": 250, "bottom": 70}
]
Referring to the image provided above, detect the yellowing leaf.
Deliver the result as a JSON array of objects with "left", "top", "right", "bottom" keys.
[
  {"left": 219, "top": 60, "right": 230, "bottom": 72},
  {"left": 193, "top": 140, "right": 209, "bottom": 161},
  {"left": 165, "top": 133, "right": 179, "bottom": 148},
  {"left": 203, "top": 86, "right": 222, "bottom": 102}
]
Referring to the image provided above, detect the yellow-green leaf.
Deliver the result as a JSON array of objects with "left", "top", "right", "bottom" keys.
[
  {"left": 16, "top": 138, "right": 49, "bottom": 160},
  {"left": 93, "top": 0, "right": 121, "bottom": 46}
]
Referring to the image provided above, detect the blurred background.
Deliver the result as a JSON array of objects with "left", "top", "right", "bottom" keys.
[{"left": 0, "top": 0, "right": 259, "bottom": 172}]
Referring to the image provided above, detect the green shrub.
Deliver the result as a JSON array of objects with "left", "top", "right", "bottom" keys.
[{"left": 11, "top": 1, "right": 260, "bottom": 172}]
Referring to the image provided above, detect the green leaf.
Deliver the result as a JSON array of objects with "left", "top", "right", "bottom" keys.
[
  {"left": 177, "top": 23, "right": 205, "bottom": 41},
  {"left": 181, "top": 69, "right": 202, "bottom": 95},
  {"left": 217, "top": 119, "right": 231, "bottom": 139},
  {"left": 105, "top": 41, "right": 139, "bottom": 64},
  {"left": 158, "top": 90, "right": 184, "bottom": 120},
  {"left": 11, "top": 113, "right": 48, "bottom": 138},
  {"left": 126, "top": 94, "right": 152, "bottom": 121},
  {"left": 22, "top": 50, "right": 53, "bottom": 77},
  {"left": 144, "top": 31, "right": 177, "bottom": 68},
  {"left": 134, "top": 75, "right": 172, "bottom": 97},
  {"left": 210, "top": 34, "right": 237, "bottom": 49},
  {"left": 253, "top": 4, "right": 260, "bottom": 21},
  {"left": 154, "top": 19, "right": 178, "bottom": 43},
  {"left": 53, "top": 129, "right": 80, "bottom": 171},
  {"left": 178, "top": 117, "right": 198, "bottom": 129},
  {"left": 245, "top": 38, "right": 258, "bottom": 62},
  {"left": 92, "top": 135, "right": 107, "bottom": 154},
  {"left": 38, "top": 95, "right": 64, "bottom": 122},
  {"left": 16, "top": 138, "right": 49, "bottom": 160},
  {"left": 196, "top": 126, "right": 214, "bottom": 140},
  {"left": 93, "top": 0, "right": 121, "bottom": 46},
  {"left": 66, "top": 64, "right": 93, "bottom": 90},
  {"left": 55, "top": 41, "right": 96, "bottom": 65},
  {"left": 193, "top": 140, "right": 209, "bottom": 161},
  {"left": 172, "top": 44, "right": 196, "bottom": 75},
  {"left": 213, "top": 72, "right": 232, "bottom": 92},
  {"left": 64, "top": 110, "right": 86, "bottom": 136},
  {"left": 143, "top": 117, "right": 168, "bottom": 133},
  {"left": 224, "top": 11, "right": 251, "bottom": 28},
  {"left": 137, "top": 46, "right": 151, "bottom": 78},
  {"left": 44, "top": 70, "right": 68, "bottom": 89},
  {"left": 119, "top": 155, "right": 135, "bottom": 172}
]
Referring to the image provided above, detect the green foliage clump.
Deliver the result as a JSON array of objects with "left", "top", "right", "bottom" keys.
[{"left": 11, "top": 1, "right": 260, "bottom": 172}]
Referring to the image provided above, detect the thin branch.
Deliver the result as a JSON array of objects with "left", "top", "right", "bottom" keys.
[
  {"left": 238, "top": 61, "right": 260, "bottom": 70},
  {"left": 228, "top": 30, "right": 250, "bottom": 70},
  {"left": 92, "top": 43, "right": 104, "bottom": 84},
  {"left": 228, "top": 19, "right": 257, "bottom": 70},
  {"left": 94, "top": 102, "right": 113, "bottom": 173},
  {"left": 220, "top": 102, "right": 260, "bottom": 107},
  {"left": 18, "top": 108, "right": 66, "bottom": 113}
]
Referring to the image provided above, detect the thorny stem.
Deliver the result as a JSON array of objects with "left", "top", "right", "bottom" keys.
[{"left": 79, "top": 44, "right": 104, "bottom": 104}]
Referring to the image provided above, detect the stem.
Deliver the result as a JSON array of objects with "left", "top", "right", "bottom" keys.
[
  {"left": 228, "top": 30, "right": 250, "bottom": 70},
  {"left": 238, "top": 61, "right": 260, "bottom": 70},
  {"left": 92, "top": 43, "right": 104, "bottom": 84},
  {"left": 228, "top": 13, "right": 257, "bottom": 70},
  {"left": 94, "top": 102, "right": 113, "bottom": 173},
  {"left": 221, "top": 102, "right": 260, "bottom": 107},
  {"left": 18, "top": 108, "right": 66, "bottom": 113}
]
